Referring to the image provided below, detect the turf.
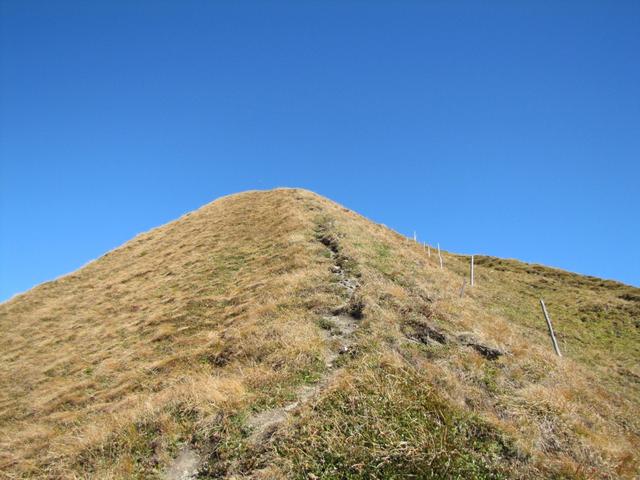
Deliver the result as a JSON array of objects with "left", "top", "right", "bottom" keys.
[{"left": 0, "top": 189, "right": 638, "bottom": 479}]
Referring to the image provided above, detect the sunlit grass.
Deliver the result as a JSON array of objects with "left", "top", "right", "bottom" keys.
[{"left": 1, "top": 188, "right": 638, "bottom": 478}]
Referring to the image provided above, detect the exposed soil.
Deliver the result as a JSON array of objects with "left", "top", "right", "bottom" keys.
[
  {"left": 164, "top": 220, "right": 365, "bottom": 475},
  {"left": 163, "top": 446, "right": 202, "bottom": 480},
  {"left": 243, "top": 224, "right": 363, "bottom": 445},
  {"left": 402, "top": 321, "right": 505, "bottom": 360},
  {"left": 458, "top": 333, "right": 505, "bottom": 360}
]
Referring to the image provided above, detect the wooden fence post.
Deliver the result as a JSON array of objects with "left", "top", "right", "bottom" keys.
[
  {"left": 459, "top": 279, "right": 466, "bottom": 298},
  {"left": 540, "top": 299, "right": 562, "bottom": 357},
  {"left": 437, "top": 243, "right": 443, "bottom": 270},
  {"left": 470, "top": 255, "right": 475, "bottom": 287}
]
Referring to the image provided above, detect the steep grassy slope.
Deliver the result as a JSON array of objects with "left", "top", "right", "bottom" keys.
[{"left": 0, "top": 189, "right": 638, "bottom": 479}]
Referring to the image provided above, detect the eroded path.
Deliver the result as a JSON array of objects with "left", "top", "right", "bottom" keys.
[
  {"left": 243, "top": 221, "right": 363, "bottom": 445},
  {"left": 163, "top": 220, "right": 363, "bottom": 479}
]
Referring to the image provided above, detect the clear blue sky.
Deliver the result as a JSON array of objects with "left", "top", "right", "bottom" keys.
[{"left": 1, "top": 1, "right": 639, "bottom": 300}]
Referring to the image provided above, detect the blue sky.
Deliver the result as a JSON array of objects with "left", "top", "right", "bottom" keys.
[{"left": 1, "top": 1, "right": 639, "bottom": 300}]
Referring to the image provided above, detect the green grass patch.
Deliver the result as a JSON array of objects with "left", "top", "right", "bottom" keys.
[{"left": 273, "top": 362, "right": 522, "bottom": 479}]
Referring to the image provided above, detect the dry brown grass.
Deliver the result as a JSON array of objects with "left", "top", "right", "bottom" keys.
[
  {"left": 0, "top": 190, "right": 334, "bottom": 478},
  {"left": 0, "top": 188, "right": 638, "bottom": 479}
]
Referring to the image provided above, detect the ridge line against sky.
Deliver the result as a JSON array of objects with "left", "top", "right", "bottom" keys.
[{"left": 1, "top": 1, "right": 639, "bottom": 300}]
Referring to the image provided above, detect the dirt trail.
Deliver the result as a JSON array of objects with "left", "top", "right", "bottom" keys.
[
  {"left": 244, "top": 225, "right": 362, "bottom": 445},
  {"left": 163, "top": 221, "right": 363, "bottom": 478}
]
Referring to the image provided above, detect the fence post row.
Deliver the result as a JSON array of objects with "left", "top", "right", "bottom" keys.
[{"left": 417, "top": 237, "right": 562, "bottom": 358}]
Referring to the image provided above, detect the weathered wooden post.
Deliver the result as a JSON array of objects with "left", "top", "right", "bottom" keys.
[
  {"left": 414, "top": 231, "right": 417, "bottom": 243},
  {"left": 470, "top": 255, "right": 475, "bottom": 287},
  {"left": 437, "top": 243, "right": 443, "bottom": 270},
  {"left": 540, "top": 299, "right": 562, "bottom": 357},
  {"left": 428, "top": 244, "right": 431, "bottom": 257},
  {"left": 459, "top": 279, "right": 466, "bottom": 298}
]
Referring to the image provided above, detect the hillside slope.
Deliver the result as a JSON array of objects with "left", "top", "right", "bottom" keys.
[{"left": 1, "top": 189, "right": 638, "bottom": 479}]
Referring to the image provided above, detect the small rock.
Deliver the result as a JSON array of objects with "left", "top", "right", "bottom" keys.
[{"left": 162, "top": 447, "right": 201, "bottom": 480}]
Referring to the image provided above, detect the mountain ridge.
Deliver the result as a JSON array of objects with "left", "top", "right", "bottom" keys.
[{"left": 1, "top": 188, "right": 638, "bottom": 479}]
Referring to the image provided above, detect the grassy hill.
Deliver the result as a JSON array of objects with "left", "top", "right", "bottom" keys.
[{"left": 1, "top": 189, "right": 638, "bottom": 479}]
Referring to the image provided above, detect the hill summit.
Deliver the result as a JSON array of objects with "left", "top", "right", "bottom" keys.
[{"left": 1, "top": 189, "right": 638, "bottom": 479}]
